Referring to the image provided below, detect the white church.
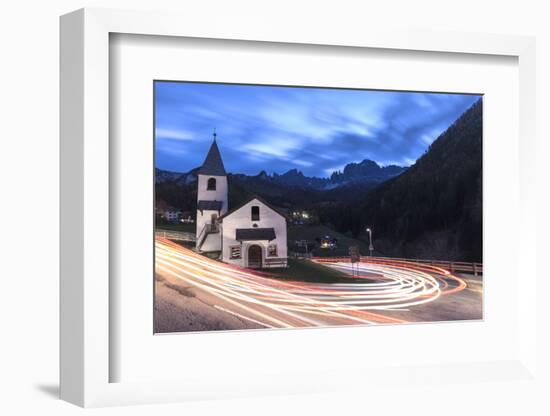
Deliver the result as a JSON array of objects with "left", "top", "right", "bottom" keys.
[{"left": 195, "top": 135, "right": 288, "bottom": 269}]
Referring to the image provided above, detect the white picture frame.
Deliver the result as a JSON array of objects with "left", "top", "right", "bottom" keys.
[{"left": 60, "top": 8, "right": 538, "bottom": 408}]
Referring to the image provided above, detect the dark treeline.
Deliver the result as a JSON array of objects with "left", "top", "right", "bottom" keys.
[{"left": 320, "top": 99, "right": 483, "bottom": 262}]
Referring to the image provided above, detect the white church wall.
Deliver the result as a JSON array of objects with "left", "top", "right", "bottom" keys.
[
  {"left": 221, "top": 199, "right": 287, "bottom": 268},
  {"left": 197, "top": 174, "right": 228, "bottom": 210}
]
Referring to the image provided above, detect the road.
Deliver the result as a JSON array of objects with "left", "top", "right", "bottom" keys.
[{"left": 155, "top": 237, "right": 483, "bottom": 332}]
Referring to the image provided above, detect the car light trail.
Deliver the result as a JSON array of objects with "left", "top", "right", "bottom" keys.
[{"left": 156, "top": 237, "right": 468, "bottom": 329}]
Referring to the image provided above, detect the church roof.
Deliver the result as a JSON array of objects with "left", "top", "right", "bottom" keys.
[
  {"left": 218, "top": 195, "right": 288, "bottom": 222},
  {"left": 198, "top": 139, "right": 226, "bottom": 176},
  {"left": 197, "top": 200, "right": 223, "bottom": 211},
  {"left": 235, "top": 228, "right": 277, "bottom": 242}
]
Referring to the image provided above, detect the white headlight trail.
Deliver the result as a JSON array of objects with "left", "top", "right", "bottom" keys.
[{"left": 155, "top": 238, "right": 467, "bottom": 328}]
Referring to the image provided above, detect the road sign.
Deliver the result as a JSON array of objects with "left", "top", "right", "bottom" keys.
[{"left": 349, "top": 245, "right": 360, "bottom": 263}]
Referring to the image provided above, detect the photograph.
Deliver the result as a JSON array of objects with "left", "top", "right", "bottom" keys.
[{"left": 153, "top": 81, "right": 483, "bottom": 333}]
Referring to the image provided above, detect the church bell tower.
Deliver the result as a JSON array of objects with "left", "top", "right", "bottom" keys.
[{"left": 195, "top": 131, "right": 228, "bottom": 252}]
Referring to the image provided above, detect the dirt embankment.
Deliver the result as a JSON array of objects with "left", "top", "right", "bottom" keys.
[{"left": 154, "top": 273, "right": 265, "bottom": 333}]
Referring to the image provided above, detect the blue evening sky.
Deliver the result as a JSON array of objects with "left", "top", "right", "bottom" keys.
[{"left": 155, "top": 82, "right": 481, "bottom": 178}]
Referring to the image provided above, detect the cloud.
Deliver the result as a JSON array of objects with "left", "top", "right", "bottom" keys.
[
  {"left": 243, "top": 136, "right": 299, "bottom": 159},
  {"left": 292, "top": 159, "right": 314, "bottom": 167},
  {"left": 155, "top": 81, "right": 481, "bottom": 177},
  {"left": 155, "top": 127, "right": 195, "bottom": 141}
]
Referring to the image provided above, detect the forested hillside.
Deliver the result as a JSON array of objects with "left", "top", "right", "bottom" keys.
[{"left": 345, "top": 99, "right": 483, "bottom": 261}]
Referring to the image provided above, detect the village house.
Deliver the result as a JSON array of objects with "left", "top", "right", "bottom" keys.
[
  {"left": 155, "top": 203, "right": 183, "bottom": 223},
  {"left": 195, "top": 135, "right": 288, "bottom": 268}
]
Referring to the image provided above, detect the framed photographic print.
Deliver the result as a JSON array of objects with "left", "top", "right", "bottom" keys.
[
  {"left": 60, "top": 8, "right": 539, "bottom": 408},
  {"left": 153, "top": 81, "right": 483, "bottom": 334}
]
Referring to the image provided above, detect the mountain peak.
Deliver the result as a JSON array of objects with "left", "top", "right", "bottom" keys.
[
  {"left": 330, "top": 159, "right": 406, "bottom": 184},
  {"left": 359, "top": 159, "right": 379, "bottom": 167},
  {"left": 157, "top": 158, "right": 407, "bottom": 190},
  {"left": 281, "top": 168, "right": 306, "bottom": 178}
]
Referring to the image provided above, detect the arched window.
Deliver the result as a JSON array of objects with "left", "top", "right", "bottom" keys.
[
  {"left": 251, "top": 206, "right": 260, "bottom": 221},
  {"left": 207, "top": 177, "right": 216, "bottom": 190}
]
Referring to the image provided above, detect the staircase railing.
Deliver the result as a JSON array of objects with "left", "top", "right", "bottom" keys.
[{"left": 196, "top": 223, "right": 220, "bottom": 250}]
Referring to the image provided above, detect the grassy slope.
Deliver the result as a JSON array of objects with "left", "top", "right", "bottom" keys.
[{"left": 266, "top": 258, "right": 360, "bottom": 283}]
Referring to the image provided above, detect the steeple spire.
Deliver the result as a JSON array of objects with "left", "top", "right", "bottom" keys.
[{"left": 198, "top": 132, "right": 226, "bottom": 176}]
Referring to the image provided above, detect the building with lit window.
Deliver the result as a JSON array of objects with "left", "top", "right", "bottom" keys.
[{"left": 163, "top": 207, "right": 183, "bottom": 223}]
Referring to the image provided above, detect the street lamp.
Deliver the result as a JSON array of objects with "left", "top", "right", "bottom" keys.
[{"left": 366, "top": 228, "right": 374, "bottom": 257}]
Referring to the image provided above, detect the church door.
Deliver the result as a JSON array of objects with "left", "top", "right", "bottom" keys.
[
  {"left": 248, "top": 245, "right": 262, "bottom": 268},
  {"left": 210, "top": 213, "right": 218, "bottom": 232}
]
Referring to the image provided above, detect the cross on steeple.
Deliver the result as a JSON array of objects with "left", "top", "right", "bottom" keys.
[{"left": 213, "top": 127, "right": 217, "bottom": 142}]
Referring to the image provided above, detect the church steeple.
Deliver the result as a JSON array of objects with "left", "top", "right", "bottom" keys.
[
  {"left": 198, "top": 131, "right": 226, "bottom": 176},
  {"left": 195, "top": 130, "right": 229, "bottom": 252}
]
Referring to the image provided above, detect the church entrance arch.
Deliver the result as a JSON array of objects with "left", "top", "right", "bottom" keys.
[{"left": 247, "top": 245, "right": 262, "bottom": 268}]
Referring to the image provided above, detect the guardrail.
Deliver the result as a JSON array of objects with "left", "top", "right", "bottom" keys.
[
  {"left": 313, "top": 255, "right": 483, "bottom": 276},
  {"left": 155, "top": 229, "right": 196, "bottom": 242}
]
